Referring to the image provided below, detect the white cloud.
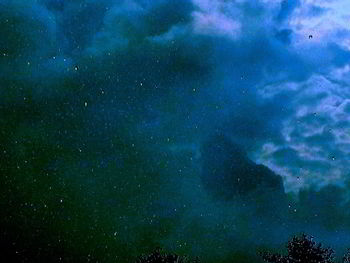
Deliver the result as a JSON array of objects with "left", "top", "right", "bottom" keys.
[
  {"left": 287, "top": 0, "right": 350, "bottom": 49},
  {"left": 256, "top": 74, "right": 350, "bottom": 192},
  {"left": 191, "top": 0, "right": 241, "bottom": 40},
  {"left": 192, "top": 11, "right": 241, "bottom": 39}
]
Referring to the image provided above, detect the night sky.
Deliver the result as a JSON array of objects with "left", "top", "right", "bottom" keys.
[{"left": 1, "top": 0, "right": 350, "bottom": 262}]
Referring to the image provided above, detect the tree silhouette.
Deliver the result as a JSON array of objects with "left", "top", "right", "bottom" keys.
[
  {"left": 135, "top": 247, "right": 200, "bottom": 263},
  {"left": 343, "top": 248, "right": 350, "bottom": 263},
  {"left": 259, "top": 233, "right": 335, "bottom": 263}
]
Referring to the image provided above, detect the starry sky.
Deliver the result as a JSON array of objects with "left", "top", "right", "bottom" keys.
[{"left": 1, "top": 0, "right": 350, "bottom": 262}]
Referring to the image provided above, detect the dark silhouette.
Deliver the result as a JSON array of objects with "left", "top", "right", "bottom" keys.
[
  {"left": 135, "top": 247, "right": 200, "bottom": 263},
  {"left": 136, "top": 236, "right": 350, "bottom": 263},
  {"left": 259, "top": 233, "right": 334, "bottom": 263},
  {"left": 343, "top": 248, "right": 350, "bottom": 263},
  {"left": 309, "top": 34, "right": 313, "bottom": 39}
]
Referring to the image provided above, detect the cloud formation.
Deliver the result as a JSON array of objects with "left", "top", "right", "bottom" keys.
[
  {"left": 201, "top": 134, "right": 285, "bottom": 200},
  {"left": 1, "top": 0, "right": 350, "bottom": 262}
]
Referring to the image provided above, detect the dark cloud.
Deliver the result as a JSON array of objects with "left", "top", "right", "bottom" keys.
[
  {"left": 143, "top": 0, "right": 193, "bottom": 36},
  {"left": 40, "top": 0, "right": 65, "bottom": 11},
  {"left": 276, "top": 0, "right": 300, "bottom": 22},
  {"left": 60, "top": 2, "right": 108, "bottom": 53},
  {"left": 275, "top": 28, "right": 293, "bottom": 44},
  {"left": 328, "top": 43, "right": 350, "bottom": 67},
  {"left": 200, "top": 134, "right": 285, "bottom": 201},
  {"left": 0, "top": 1, "right": 57, "bottom": 65},
  {"left": 297, "top": 185, "right": 349, "bottom": 230},
  {"left": 307, "top": 5, "right": 328, "bottom": 17}
]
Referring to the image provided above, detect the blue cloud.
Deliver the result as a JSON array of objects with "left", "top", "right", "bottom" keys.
[
  {"left": 276, "top": 0, "right": 300, "bottom": 22},
  {"left": 275, "top": 28, "right": 293, "bottom": 44},
  {"left": 307, "top": 5, "right": 328, "bottom": 17}
]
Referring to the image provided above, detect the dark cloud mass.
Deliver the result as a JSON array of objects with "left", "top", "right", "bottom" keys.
[
  {"left": 276, "top": 0, "right": 300, "bottom": 22},
  {"left": 1, "top": 0, "right": 350, "bottom": 262},
  {"left": 201, "top": 134, "right": 285, "bottom": 200}
]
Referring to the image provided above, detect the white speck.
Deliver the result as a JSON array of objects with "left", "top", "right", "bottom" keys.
[
  {"left": 27, "top": 62, "right": 30, "bottom": 65},
  {"left": 53, "top": 56, "right": 56, "bottom": 60},
  {"left": 140, "top": 82, "right": 143, "bottom": 86},
  {"left": 193, "top": 88, "right": 196, "bottom": 92},
  {"left": 84, "top": 102, "right": 88, "bottom": 107},
  {"left": 60, "top": 199, "right": 63, "bottom": 203}
]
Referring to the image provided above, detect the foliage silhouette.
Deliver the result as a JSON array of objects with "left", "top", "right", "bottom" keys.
[
  {"left": 343, "top": 248, "right": 350, "bottom": 263},
  {"left": 259, "top": 233, "right": 335, "bottom": 263},
  {"left": 135, "top": 247, "right": 200, "bottom": 263},
  {"left": 136, "top": 234, "right": 350, "bottom": 263}
]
